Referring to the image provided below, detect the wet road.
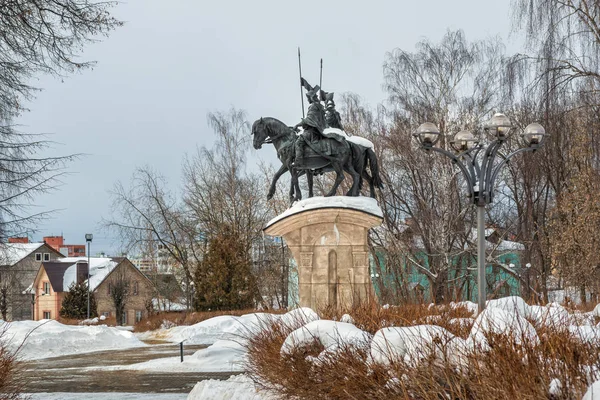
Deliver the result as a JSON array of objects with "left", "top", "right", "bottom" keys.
[{"left": 22, "top": 342, "right": 237, "bottom": 394}]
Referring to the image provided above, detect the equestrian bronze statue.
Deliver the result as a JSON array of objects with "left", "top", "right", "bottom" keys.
[{"left": 252, "top": 78, "right": 382, "bottom": 204}]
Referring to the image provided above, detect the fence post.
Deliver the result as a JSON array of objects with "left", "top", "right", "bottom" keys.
[{"left": 180, "top": 341, "right": 184, "bottom": 362}]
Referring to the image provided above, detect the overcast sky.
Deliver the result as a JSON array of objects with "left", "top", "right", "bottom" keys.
[{"left": 17, "top": 0, "right": 519, "bottom": 255}]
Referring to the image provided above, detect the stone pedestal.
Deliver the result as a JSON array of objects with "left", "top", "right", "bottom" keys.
[{"left": 265, "top": 197, "right": 383, "bottom": 310}]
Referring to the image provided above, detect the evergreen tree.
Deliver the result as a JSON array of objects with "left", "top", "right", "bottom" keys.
[
  {"left": 194, "top": 226, "right": 256, "bottom": 311},
  {"left": 60, "top": 282, "right": 97, "bottom": 319}
]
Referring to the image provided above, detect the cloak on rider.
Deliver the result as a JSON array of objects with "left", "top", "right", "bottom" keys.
[{"left": 294, "top": 78, "right": 346, "bottom": 164}]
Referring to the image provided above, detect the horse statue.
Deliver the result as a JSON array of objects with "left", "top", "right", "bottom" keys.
[{"left": 252, "top": 116, "right": 382, "bottom": 204}]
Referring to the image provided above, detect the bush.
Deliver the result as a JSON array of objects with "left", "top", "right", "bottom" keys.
[
  {"left": 0, "top": 327, "right": 25, "bottom": 399},
  {"left": 245, "top": 301, "right": 600, "bottom": 399},
  {"left": 59, "top": 282, "right": 98, "bottom": 319}
]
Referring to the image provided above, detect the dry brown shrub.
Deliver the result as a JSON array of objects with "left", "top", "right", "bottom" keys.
[
  {"left": 245, "top": 302, "right": 600, "bottom": 400},
  {"left": 0, "top": 327, "right": 27, "bottom": 400},
  {"left": 320, "top": 297, "right": 474, "bottom": 338}
]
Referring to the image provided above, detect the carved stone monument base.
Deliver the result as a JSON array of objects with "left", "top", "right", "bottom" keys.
[{"left": 265, "top": 197, "right": 383, "bottom": 310}]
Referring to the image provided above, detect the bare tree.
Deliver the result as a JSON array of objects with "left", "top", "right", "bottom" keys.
[
  {"left": 0, "top": 1, "right": 120, "bottom": 240},
  {"left": 183, "top": 109, "right": 272, "bottom": 308},
  {"left": 108, "top": 268, "right": 130, "bottom": 326},
  {"left": 373, "top": 30, "right": 511, "bottom": 303},
  {"left": 103, "top": 167, "right": 199, "bottom": 309},
  {"left": 512, "top": 0, "right": 600, "bottom": 95}
]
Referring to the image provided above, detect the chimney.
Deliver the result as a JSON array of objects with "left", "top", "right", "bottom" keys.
[
  {"left": 76, "top": 261, "right": 89, "bottom": 285},
  {"left": 8, "top": 237, "right": 28, "bottom": 244}
]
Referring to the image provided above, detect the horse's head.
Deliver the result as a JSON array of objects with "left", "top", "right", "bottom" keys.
[{"left": 252, "top": 117, "right": 268, "bottom": 149}]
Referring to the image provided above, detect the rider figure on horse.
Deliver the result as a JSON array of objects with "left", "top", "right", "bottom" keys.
[
  {"left": 322, "top": 90, "right": 344, "bottom": 131},
  {"left": 293, "top": 78, "right": 345, "bottom": 167}
]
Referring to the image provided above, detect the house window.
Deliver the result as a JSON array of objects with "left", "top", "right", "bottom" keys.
[
  {"left": 107, "top": 283, "right": 111, "bottom": 295},
  {"left": 135, "top": 310, "right": 143, "bottom": 323},
  {"left": 35, "top": 253, "right": 42, "bottom": 261},
  {"left": 43, "top": 282, "right": 50, "bottom": 295},
  {"left": 102, "top": 312, "right": 110, "bottom": 317},
  {"left": 43, "top": 253, "right": 50, "bottom": 261},
  {"left": 133, "top": 281, "right": 139, "bottom": 296},
  {"left": 43, "top": 311, "right": 51, "bottom": 319},
  {"left": 122, "top": 312, "right": 128, "bottom": 325}
]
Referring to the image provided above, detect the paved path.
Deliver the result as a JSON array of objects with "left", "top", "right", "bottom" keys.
[{"left": 22, "top": 342, "right": 236, "bottom": 394}]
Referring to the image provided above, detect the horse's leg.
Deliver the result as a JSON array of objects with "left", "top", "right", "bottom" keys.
[
  {"left": 326, "top": 162, "right": 345, "bottom": 197},
  {"left": 363, "top": 170, "right": 376, "bottom": 198},
  {"left": 344, "top": 163, "right": 361, "bottom": 197},
  {"left": 268, "top": 164, "right": 288, "bottom": 201},
  {"left": 292, "top": 167, "right": 302, "bottom": 202},
  {"left": 289, "top": 178, "right": 295, "bottom": 203},
  {"left": 307, "top": 171, "right": 314, "bottom": 198}
]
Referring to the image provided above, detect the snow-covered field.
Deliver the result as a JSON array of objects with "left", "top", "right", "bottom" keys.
[
  {"left": 0, "top": 319, "right": 145, "bottom": 360},
  {"left": 122, "top": 308, "right": 319, "bottom": 373},
  {"left": 187, "top": 375, "right": 274, "bottom": 400},
  {"left": 7, "top": 297, "right": 600, "bottom": 398}
]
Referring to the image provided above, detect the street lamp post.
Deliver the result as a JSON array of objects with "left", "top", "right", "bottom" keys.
[
  {"left": 85, "top": 233, "right": 93, "bottom": 319},
  {"left": 413, "top": 114, "right": 547, "bottom": 313}
]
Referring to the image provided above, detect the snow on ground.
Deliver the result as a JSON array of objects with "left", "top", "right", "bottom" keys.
[
  {"left": 281, "top": 320, "right": 371, "bottom": 357},
  {"left": 122, "top": 339, "right": 247, "bottom": 373},
  {"left": 187, "top": 374, "right": 274, "bottom": 400},
  {"left": 27, "top": 394, "right": 186, "bottom": 400},
  {"left": 470, "top": 307, "right": 539, "bottom": 347},
  {"left": 585, "top": 380, "right": 600, "bottom": 400},
  {"left": 139, "top": 315, "right": 250, "bottom": 346},
  {"left": 486, "top": 296, "right": 530, "bottom": 318},
  {"left": 139, "top": 308, "right": 319, "bottom": 345},
  {"left": 1, "top": 319, "right": 145, "bottom": 360},
  {"left": 124, "top": 308, "right": 320, "bottom": 373},
  {"left": 267, "top": 196, "right": 383, "bottom": 227},
  {"left": 370, "top": 325, "right": 456, "bottom": 367},
  {"left": 450, "top": 300, "right": 478, "bottom": 316}
]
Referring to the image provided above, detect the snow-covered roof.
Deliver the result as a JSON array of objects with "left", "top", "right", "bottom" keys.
[
  {"left": 267, "top": 196, "right": 383, "bottom": 227},
  {"left": 56, "top": 257, "right": 121, "bottom": 291},
  {"left": 0, "top": 242, "right": 45, "bottom": 265},
  {"left": 470, "top": 228, "right": 525, "bottom": 252}
]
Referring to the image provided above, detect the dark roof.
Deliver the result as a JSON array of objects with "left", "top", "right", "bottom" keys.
[{"left": 43, "top": 261, "right": 77, "bottom": 292}]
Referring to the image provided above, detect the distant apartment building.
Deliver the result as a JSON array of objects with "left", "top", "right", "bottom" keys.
[
  {"left": 130, "top": 244, "right": 175, "bottom": 273},
  {"left": 43, "top": 235, "right": 86, "bottom": 258}
]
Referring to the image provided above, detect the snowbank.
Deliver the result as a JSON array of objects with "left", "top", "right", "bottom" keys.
[
  {"left": 528, "top": 303, "right": 572, "bottom": 327},
  {"left": 486, "top": 296, "right": 529, "bottom": 318},
  {"left": 125, "top": 339, "right": 247, "bottom": 373},
  {"left": 470, "top": 307, "right": 539, "bottom": 347},
  {"left": 568, "top": 325, "right": 600, "bottom": 345},
  {"left": 152, "top": 315, "right": 248, "bottom": 345},
  {"left": 266, "top": 196, "right": 383, "bottom": 227},
  {"left": 127, "top": 308, "right": 320, "bottom": 373},
  {"left": 370, "top": 325, "right": 456, "bottom": 366},
  {"left": 281, "top": 320, "right": 370, "bottom": 356},
  {"left": 141, "top": 308, "right": 319, "bottom": 346},
  {"left": 450, "top": 300, "right": 478, "bottom": 317},
  {"left": 584, "top": 380, "right": 600, "bottom": 400},
  {"left": 187, "top": 374, "right": 273, "bottom": 400},
  {"left": 1, "top": 320, "right": 145, "bottom": 360}
]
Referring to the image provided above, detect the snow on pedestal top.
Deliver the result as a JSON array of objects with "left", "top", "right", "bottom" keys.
[{"left": 266, "top": 196, "right": 383, "bottom": 227}]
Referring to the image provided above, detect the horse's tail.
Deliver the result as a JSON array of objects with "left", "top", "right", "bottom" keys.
[{"left": 366, "top": 147, "right": 384, "bottom": 189}]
